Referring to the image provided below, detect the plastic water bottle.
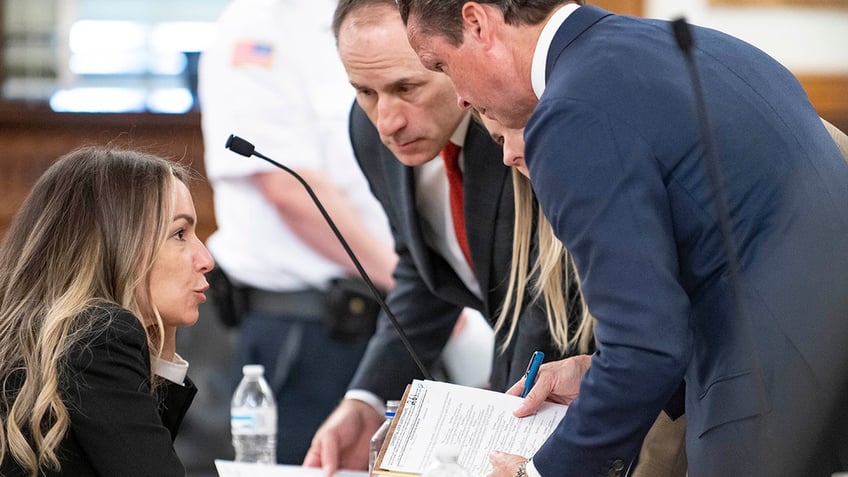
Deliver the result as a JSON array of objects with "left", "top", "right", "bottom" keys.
[
  {"left": 421, "top": 446, "right": 471, "bottom": 477},
  {"left": 231, "top": 364, "right": 277, "bottom": 464},
  {"left": 369, "top": 400, "right": 400, "bottom": 475}
]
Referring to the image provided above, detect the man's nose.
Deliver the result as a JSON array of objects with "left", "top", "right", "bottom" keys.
[{"left": 376, "top": 97, "right": 406, "bottom": 137}]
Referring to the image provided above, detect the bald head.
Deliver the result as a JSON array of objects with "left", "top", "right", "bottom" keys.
[{"left": 333, "top": 0, "right": 399, "bottom": 42}]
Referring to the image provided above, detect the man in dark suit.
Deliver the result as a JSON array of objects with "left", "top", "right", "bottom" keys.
[
  {"left": 397, "top": 1, "right": 848, "bottom": 476},
  {"left": 303, "top": 1, "right": 585, "bottom": 475}
]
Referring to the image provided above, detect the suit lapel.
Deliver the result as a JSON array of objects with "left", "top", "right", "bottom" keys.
[
  {"left": 546, "top": 5, "right": 612, "bottom": 83},
  {"left": 380, "top": 123, "right": 504, "bottom": 309},
  {"left": 462, "top": 120, "right": 510, "bottom": 308},
  {"left": 382, "top": 149, "right": 441, "bottom": 285}
]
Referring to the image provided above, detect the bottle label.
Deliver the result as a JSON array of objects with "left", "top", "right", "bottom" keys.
[{"left": 231, "top": 407, "right": 277, "bottom": 435}]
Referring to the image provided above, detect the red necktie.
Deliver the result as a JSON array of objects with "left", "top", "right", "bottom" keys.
[{"left": 441, "top": 142, "right": 473, "bottom": 269}]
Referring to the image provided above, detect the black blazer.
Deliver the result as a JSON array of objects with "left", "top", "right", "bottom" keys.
[
  {"left": 1, "top": 305, "right": 196, "bottom": 476},
  {"left": 346, "top": 102, "right": 583, "bottom": 400}
]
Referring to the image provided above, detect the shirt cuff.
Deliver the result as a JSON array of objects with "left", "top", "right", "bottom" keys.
[
  {"left": 526, "top": 459, "right": 542, "bottom": 477},
  {"left": 344, "top": 389, "right": 386, "bottom": 417},
  {"left": 153, "top": 353, "right": 189, "bottom": 386}
]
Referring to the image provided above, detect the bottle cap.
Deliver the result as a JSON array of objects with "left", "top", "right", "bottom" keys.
[{"left": 242, "top": 364, "right": 265, "bottom": 376}]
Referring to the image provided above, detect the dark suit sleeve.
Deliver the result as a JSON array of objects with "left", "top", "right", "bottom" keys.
[
  {"left": 346, "top": 102, "right": 464, "bottom": 400},
  {"left": 64, "top": 308, "right": 188, "bottom": 476},
  {"left": 349, "top": 242, "right": 464, "bottom": 400},
  {"left": 527, "top": 98, "right": 692, "bottom": 475}
]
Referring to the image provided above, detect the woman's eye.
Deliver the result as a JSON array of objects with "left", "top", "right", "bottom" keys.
[{"left": 173, "top": 229, "right": 186, "bottom": 241}]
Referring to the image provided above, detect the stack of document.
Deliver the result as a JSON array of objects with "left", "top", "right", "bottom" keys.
[{"left": 373, "top": 380, "right": 568, "bottom": 476}]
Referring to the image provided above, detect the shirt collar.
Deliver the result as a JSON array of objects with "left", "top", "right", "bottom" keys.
[
  {"left": 531, "top": 3, "right": 581, "bottom": 99},
  {"left": 153, "top": 353, "right": 188, "bottom": 386},
  {"left": 449, "top": 112, "right": 472, "bottom": 147}
]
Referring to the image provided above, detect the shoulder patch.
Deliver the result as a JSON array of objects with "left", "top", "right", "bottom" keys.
[{"left": 231, "top": 40, "right": 274, "bottom": 68}]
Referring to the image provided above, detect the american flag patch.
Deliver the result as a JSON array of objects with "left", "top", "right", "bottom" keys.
[{"left": 231, "top": 40, "right": 274, "bottom": 68}]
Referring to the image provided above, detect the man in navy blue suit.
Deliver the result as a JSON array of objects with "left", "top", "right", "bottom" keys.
[{"left": 396, "top": 1, "right": 848, "bottom": 476}]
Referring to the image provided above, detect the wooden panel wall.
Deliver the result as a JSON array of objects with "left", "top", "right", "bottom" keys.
[
  {"left": 0, "top": 107, "right": 216, "bottom": 242},
  {"left": 710, "top": 0, "right": 848, "bottom": 6},
  {"left": 590, "top": 0, "right": 643, "bottom": 16},
  {"left": 798, "top": 74, "right": 848, "bottom": 132}
]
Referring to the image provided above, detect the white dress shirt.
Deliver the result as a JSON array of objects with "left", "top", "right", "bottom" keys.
[{"left": 153, "top": 354, "right": 189, "bottom": 386}]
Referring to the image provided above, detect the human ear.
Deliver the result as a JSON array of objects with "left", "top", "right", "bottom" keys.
[{"left": 461, "top": 2, "right": 496, "bottom": 46}]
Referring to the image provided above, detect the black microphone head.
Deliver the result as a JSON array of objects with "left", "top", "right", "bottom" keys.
[
  {"left": 225, "top": 134, "right": 256, "bottom": 157},
  {"left": 672, "top": 17, "right": 694, "bottom": 53}
]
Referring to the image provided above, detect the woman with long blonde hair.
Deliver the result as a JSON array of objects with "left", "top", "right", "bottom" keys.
[
  {"left": 471, "top": 109, "right": 595, "bottom": 358},
  {"left": 0, "top": 146, "right": 214, "bottom": 476},
  {"left": 477, "top": 114, "right": 688, "bottom": 477},
  {"left": 497, "top": 167, "right": 596, "bottom": 355}
]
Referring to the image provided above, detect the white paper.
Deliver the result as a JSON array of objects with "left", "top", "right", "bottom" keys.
[
  {"left": 214, "top": 460, "right": 369, "bottom": 477},
  {"left": 380, "top": 380, "right": 567, "bottom": 475}
]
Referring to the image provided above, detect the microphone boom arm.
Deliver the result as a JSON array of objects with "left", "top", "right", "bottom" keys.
[{"left": 225, "top": 134, "right": 433, "bottom": 380}]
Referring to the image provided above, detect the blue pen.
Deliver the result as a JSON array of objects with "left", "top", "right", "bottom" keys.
[{"left": 521, "top": 351, "right": 544, "bottom": 398}]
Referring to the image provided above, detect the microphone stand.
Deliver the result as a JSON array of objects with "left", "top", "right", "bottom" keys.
[
  {"left": 225, "top": 134, "right": 433, "bottom": 380},
  {"left": 672, "top": 19, "right": 741, "bottom": 283},
  {"left": 672, "top": 13, "right": 768, "bottom": 442}
]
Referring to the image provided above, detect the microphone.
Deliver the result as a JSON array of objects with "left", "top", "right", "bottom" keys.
[
  {"left": 672, "top": 18, "right": 739, "bottom": 277},
  {"left": 672, "top": 18, "right": 749, "bottom": 319},
  {"left": 672, "top": 13, "right": 775, "bottom": 458},
  {"left": 672, "top": 19, "right": 848, "bottom": 476},
  {"left": 225, "top": 134, "right": 434, "bottom": 380},
  {"left": 670, "top": 20, "right": 754, "bottom": 347}
]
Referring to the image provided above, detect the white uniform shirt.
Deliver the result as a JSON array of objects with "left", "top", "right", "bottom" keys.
[{"left": 198, "top": 0, "right": 393, "bottom": 291}]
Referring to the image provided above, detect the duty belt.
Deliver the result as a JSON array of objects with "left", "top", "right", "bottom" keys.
[{"left": 243, "top": 287, "right": 325, "bottom": 321}]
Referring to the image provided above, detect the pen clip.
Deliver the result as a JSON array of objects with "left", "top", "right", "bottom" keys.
[
  {"left": 521, "top": 351, "right": 544, "bottom": 398},
  {"left": 524, "top": 357, "right": 535, "bottom": 375},
  {"left": 525, "top": 351, "right": 543, "bottom": 375}
]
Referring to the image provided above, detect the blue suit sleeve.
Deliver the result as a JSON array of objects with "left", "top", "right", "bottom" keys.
[{"left": 526, "top": 98, "right": 692, "bottom": 474}]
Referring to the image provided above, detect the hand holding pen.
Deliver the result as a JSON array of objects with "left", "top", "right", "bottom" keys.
[
  {"left": 507, "top": 354, "right": 594, "bottom": 417},
  {"left": 521, "top": 351, "right": 544, "bottom": 398}
]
